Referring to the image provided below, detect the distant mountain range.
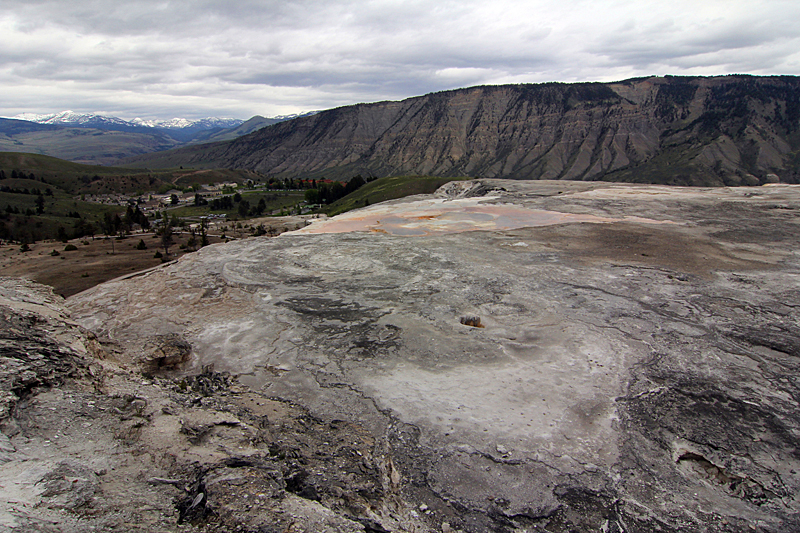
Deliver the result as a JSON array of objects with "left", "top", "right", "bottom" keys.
[
  {"left": 11, "top": 110, "right": 242, "bottom": 131},
  {"left": 122, "top": 75, "right": 800, "bottom": 186},
  {"left": 5, "top": 77, "right": 800, "bottom": 186},
  {"left": 0, "top": 111, "right": 316, "bottom": 165}
]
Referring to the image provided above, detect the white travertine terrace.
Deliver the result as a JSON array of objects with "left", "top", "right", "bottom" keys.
[
  {"left": 292, "top": 196, "right": 676, "bottom": 236},
  {"left": 65, "top": 180, "right": 800, "bottom": 532}
]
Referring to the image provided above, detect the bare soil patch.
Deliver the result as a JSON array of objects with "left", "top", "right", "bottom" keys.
[
  {"left": 0, "top": 215, "right": 313, "bottom": 297},
  {"left": 0, "top": 233, "right": 218, "bottom": 297}
]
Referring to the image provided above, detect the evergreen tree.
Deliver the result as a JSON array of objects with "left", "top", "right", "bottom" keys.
[
  {"left": 161, "top": 224, "right": 174, "bottom": 258},
  {"left": 123, "top": 205, "right": 136, "bottom": 231},
  {"left": 138, "top": 206, "right": 150, "bottom": 230},
  {"left": 238, "top": 199, "right": 250, "bottom": 218},
  {"left": 345, "top": 175, "right": 365, "bottom": 195},
  {"left": 200, "top": 218, "right": 209, "bottom": 247}
]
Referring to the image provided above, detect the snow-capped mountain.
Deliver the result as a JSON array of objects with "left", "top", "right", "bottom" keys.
[
  {"left": 12, "top": 110, "right": 133, "bottom": 127},
  {"left": 11, "top": 111, "right": 244, "bottom": 131},
  {"left": 130, "top": 117, "right": 243, "bottom": 129},
  {"left": 0, "top": 110, "right": 315, "bottom": 165}
]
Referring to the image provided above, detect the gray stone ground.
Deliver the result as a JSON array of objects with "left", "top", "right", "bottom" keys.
[{"left": 2, "top": 180, "right": 799, "bottom": 532}]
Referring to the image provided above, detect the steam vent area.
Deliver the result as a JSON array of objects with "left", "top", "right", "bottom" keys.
[{"left": 3, "top": 178, "right": 800, "bottom": 532}]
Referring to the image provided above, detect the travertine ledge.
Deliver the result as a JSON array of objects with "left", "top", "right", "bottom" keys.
[{"left": 5, "top": 179, "right": 800, "bottom": 532}]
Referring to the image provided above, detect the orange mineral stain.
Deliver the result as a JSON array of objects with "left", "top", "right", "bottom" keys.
[{"left": 290, "top": 197, "right": 675, "bottom": 237}]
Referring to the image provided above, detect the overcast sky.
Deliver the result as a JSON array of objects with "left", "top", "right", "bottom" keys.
[{"left": 2, "top": 0, "right": 800, "bottom": 120}]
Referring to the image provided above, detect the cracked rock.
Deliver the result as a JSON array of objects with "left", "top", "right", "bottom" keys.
[{"left": 12, "top": 179, "right": 800, "bottom": 532}]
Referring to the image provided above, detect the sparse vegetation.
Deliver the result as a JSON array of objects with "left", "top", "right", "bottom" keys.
[
  {"left": 320, "top": 175, "right": 469, "bottom": 216},
  {"left": 0, "top": 153, "right": 276, "bottom": 244},
  {"left": 161, "top": 225, "right": 174, "bottom": 258}
]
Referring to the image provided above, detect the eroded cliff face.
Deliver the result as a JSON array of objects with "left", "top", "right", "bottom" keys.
[{"left": 164, "top": 76, "right": 800, "bottom": 185}]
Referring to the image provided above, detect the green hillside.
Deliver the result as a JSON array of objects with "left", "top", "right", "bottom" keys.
[
  {"left": 321, "top": 176, "right": 467, "bottom": 216},
  {"left": 1, "top": 153, "right": 468, "bottom": 243},
  {"left": 0, "top": 152, "right": 259, "bottom": 195},
  {"left": 0, "top": 185, "right": 124, "bottom": 244},
  {"left": 0, "top": 123, "right": 180, "bottom": 166},
  {"left": 0, "top": 152, "right": 267, "bottom": 243}
]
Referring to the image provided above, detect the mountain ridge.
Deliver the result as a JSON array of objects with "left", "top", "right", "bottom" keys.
[
  {"left": 0, "top": 111, "right": 313, "bottom": 165},
  {"left": 124, "top": 75, "right": 800, "bottom": 186},
  {"left": 8, "top": 110, "right": 244, "bottom": 131}
]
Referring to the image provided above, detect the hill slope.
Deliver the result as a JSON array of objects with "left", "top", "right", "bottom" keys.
[
  {"left": 125, "top": 76, "right": 800, "bottom": 186},
  {"left": 0, "top": 152, "right": 258, "bottom": 195},
  {"left": 0, "top": 113, "right": 306, "bottom": 165},
  {"left": 187, "top": 112, "right": 319, "bottom": 144},
  {"left": 0, "top": 118, "right": 180, "bottom": 165}
]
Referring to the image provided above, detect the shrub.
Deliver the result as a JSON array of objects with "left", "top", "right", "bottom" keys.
[
  {"left": 50, "top": 249, "right": 60, "bottom": 256},
  {"left": 64, "top": 244, "right": 78, "bottom": 251},
  {"left": 135, "top": 239, "right": 147, "bottom": 250},
  {"left": 19, "top": 243, "right": 30, "bottom": 253},
  {"left": 154, "top": 251, "right": 163, "bottom": 258}
]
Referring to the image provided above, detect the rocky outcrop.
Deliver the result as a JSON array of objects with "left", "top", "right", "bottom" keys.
[
  {"left": 128, "top": 76, "right": 800, "bottom": 186},
  {"left": 0, "top": 278, "right": 427, "bottom": 532},
  {"left": 3, "top": 180, "right": 800, "bottom": 531},
  {"left": 59, "top": 179, "right": 800, "bottom": 532}
]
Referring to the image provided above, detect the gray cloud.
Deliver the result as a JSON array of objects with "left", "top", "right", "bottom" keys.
[{"left": 2, "top": 0, "right": 799, "bottom": 120}]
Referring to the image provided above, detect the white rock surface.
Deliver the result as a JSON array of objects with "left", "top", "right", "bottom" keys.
[{"left": 63, "top": 179, "right": 800, "bottom": 532}]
